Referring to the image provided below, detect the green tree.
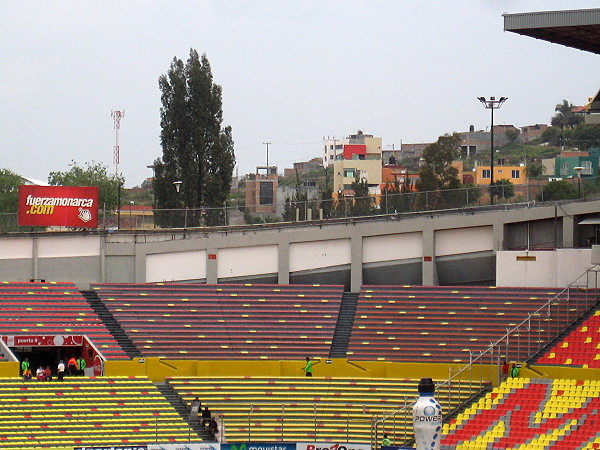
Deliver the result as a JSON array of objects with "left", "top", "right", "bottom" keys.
[
  {"left": 505, "top": 128, "right": 520, "bottom": 143},
  {"left": 537, "top": 180, "right": 578, "bottom": 201},
  {"left": 489, "top": 179, "right": 514, "bottom": 200},
  {"left": 551, "top": 100, "right": 584, "bottom": 129},
  {"left": 349, "top": 176, "right": 375, "bottom": 216},
  {"left": 48, "top": 161, "right": 122, "bottom": 210},
  {"left": 541, "top": 126, "right": 563, "bottom": 146},
  {"left": 381, "top": 179, "right": 414, "bottom": 214},
  {"left": 0, "top": 169, "right": 21, "bottom": 231},
  {"left": 525, "top": 163, "right": 545, "bottom": 179},
  {"left": 0, "top": 169, "right": 20, "bottom": 213},
  {"left": 569, "top": 124, "right": 600, "bottom": 151},
  {"left": 463, "top": 183, "right": 481, "bottom": 205},
  {"left": 319, "top": 185, "right": 334, "bottom": 219},
  {"left": 154, "top": 49, "right": 235, "bottom": 227},
  {"left": 416, "top": 133, "right": 462, "bottom": 209}
]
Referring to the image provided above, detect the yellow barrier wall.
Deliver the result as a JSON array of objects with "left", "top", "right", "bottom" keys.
[
  {"left": 104, "top": 358, "right": 499, "bottom": 383},
  {"left": 526, "top": 364, "right": 600, "bottom": 381},
  {"left": 0, "top": 362, "right": 18, "bottom": 377},
  {"left": 6, "top": 358, "right": 597, "bottom": 383}
]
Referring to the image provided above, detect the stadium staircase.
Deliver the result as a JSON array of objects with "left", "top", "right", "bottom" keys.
[
  {"left": 82, "top": 290, "right": 142, "bottom": 358},
  {"left": 154, "top": 381, "right": 209, "bottom": 440},
  {"left": 329, "top": 291, "right": 359, "bottom": 358}
]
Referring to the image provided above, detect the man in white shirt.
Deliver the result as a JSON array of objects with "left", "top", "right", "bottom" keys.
[{"left": 57, "top": 361, "right": 65, "bottom": 381}]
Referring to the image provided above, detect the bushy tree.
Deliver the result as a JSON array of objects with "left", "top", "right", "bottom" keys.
[
  {"left": 381, "top": 179, "right": 414, "bottom": 213},
  {"left": 551, "top": 100, "right": 584, "bottom": 129},
  {"left": 541, "top": 126, "right": 563, "bottom": 146},
  {"left": 463, "top": 183, "right": 481, "bottom": 205},
  {"left": 505, "top": 128, "right": 520, "bottom": 143},
  {"left": 489, "top": 179, "right": 514, "bottom": 200},
  {"left": 0, "top": 169, "right": 21, "bottom": 213},
  {"left": 416, "top": 133, "right": 462, "bottom": 209},
  {"left": 0, "top": 169, "right": 21, "bottom": 232},
  {"left": 537, "top": 180, "right": 578, "bottom": 201},
  {"left": 154, "top": 49, "right": 235, "bottom": 227},
  {"left": 525, "top": 163, "right": 545, "bottom": 179},
  {"left": 349, "top": 176, "right": 375, "bottom": 217},
  {"left": 569, "top": 124, "right": 600, "bottom": 151},
  {"left": 48, "top": 161, "right": 122, "bottom": 210},
  {"left": 319, "top": 185, "right": 334, "bottom": 219}
]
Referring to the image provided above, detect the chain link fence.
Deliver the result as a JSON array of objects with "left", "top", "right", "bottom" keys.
[{"left": 1, "top": 177, "right": 597, "bottom": 232}]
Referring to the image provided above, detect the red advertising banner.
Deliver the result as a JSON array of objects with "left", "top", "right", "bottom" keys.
[
  {"left": 18, "top": 185, "right": 99, "bottom": 228},
  {"left": 2, "top": 335, "right": 84, "bottom": 347}
]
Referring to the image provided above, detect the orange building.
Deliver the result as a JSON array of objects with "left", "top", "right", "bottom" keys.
[{"left": 472, "top": 164, "right": 527, "bottom": 185}]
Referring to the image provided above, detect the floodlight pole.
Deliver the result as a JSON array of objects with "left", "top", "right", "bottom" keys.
[{"left": 478, "top": 97, "right": 507, "bottom": 205}]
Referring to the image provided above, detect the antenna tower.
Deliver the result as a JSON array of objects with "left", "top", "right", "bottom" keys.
[{"left": 111, "top": 110, "right": 125, "bottom": 175}]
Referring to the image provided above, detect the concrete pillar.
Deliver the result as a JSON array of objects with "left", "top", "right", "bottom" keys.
[
  {"left": 100, "top": 235, "right": 106, "bottom": 283},
  {"left": 493, "top": 222, "right": 505, "bottom": 251},
  {"left": 563, "top": 216, "right": 575, "bottom": 248},
  {"left": 206, "top": 248, "right": 218, "bottom": 284},
  {"left": 32, "top": 236, "right": 38, "bottom": 280},
  {"left": 278, "top": 242, "right": 290, "bottom": 285},
  {"left": 133, "top": 241, "right": 142, "bottom": 283},
  {"left": 350, "top": 235, "right": 363, "bottom": 293},
  {"left": 422, "top": 227, "right": 438, "bottom": 286}
]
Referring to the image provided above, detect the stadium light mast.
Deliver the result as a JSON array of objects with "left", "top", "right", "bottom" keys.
[
  {"left": 477, "top": 96, "right": 507, "bottom": 205},
  {"left": 112, "top": 110, "right": 125, "bottom": 228}
]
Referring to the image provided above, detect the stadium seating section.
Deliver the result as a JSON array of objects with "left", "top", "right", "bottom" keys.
[
  {"left": 441, "top": 377, "right": 600, "bottom": 449},
  {"left": 0, "top": 376, "right": 197, "bottom": 448},
  {"left": 168, "top": 376, "right": 486, "bottom": 444},
  {"left": 348, "top": 285, "right": 590, "bottom": 363},
  {"left": 0, "top": 281, "right": 127, "bottom": 359},
  {"left": 91, "top": 283, "right": 344, "bottom": 359},
  {"left": 2, "top": 280, "right": 600, "bottom": 447},
  {"left": 537, "top": 309, "right": 600, "bottom": 368}
]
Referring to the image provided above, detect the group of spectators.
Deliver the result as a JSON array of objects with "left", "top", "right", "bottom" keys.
[
  {"left": 190, "top": 397, "right": 221, "bottom": 442},
  {"left": 21, "top": 356, "right": 87, "bottom": 381}
]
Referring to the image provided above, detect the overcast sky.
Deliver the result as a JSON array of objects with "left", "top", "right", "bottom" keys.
[{"left": 1, "top": 1, "right": 598, "bottom": 187}]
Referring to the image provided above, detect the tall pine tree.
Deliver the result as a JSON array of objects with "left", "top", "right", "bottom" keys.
[{"left": 154, "top": 49, "right": 235, "bottom": 227}]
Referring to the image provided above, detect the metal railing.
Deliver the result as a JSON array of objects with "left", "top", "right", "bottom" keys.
[
  {"left": 371, "top": 265, "right": 600, "bottom": 447},
  {"left": 2, "top": 176, "right": 597, "bottom": 233}
]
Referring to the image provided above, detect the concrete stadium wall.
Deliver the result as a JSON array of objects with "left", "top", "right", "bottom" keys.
[
  {"left": 496, "top": 249, "right": 592, "bottom": 287},
  {"left": 1, "top": 199, "right": 599, "bottom": 290}
]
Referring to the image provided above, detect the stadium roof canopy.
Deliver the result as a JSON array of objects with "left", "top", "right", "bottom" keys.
[{"left": 503, "top": 8, "right": 600, "bottom": 55}]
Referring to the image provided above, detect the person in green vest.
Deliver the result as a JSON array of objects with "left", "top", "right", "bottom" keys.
[
  {"left": 304, "top": 356, "right": 313, "bottom": 377},
  {"left": 382, "top": 433, "right": 391, "bottom": 447},
  {"left": 77, "top": 356, "right": 86, "bottom": 376},
  {"left": 20, "top": 357, "right": 29, "bottom": 375},
  {"left": 510, "top": 364, "right": 520, "bottom": 378}
]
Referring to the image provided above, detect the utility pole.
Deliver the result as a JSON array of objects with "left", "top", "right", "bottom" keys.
[
  {"left": 263, "top": 142, "right": 271, "bottom": 167},
  {"left": 112, "top": 110, "right": 125, "bottom": 228}
]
